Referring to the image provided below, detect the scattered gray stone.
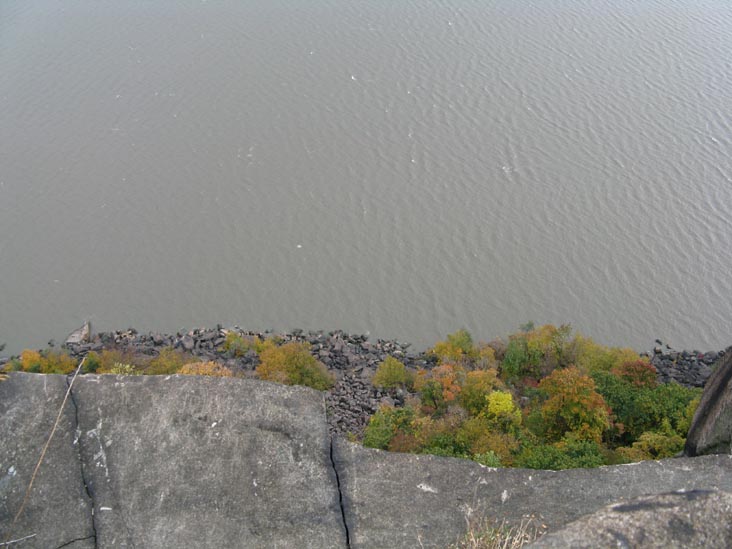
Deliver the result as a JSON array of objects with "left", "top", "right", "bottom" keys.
[
  {"left": 332, "top": 439, "right": 732, "bottom": 549},
  {"left": 62, "top": 326, "right": 431, "bottom": 437},
  {"left": 685, "top": 350, "right": 732, "bottom": 456},
  {"left": 181, "top": 334, "right": 195, "bottom": 351},
  {"left": 0, "top": 373, "right": 95, "bottom": 548},
  {"left": 650, "top": 342, "right": 726, "bottom": 388},
  {"left": 529, "top": 490, "right": 732, "bottom": 548}
]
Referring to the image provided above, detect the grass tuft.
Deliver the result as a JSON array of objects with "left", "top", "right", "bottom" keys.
[{"left": 449, "top": 516, "right": 544, "bottom": 549}]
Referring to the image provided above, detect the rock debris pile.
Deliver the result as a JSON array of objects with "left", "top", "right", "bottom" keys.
[
  {"left": 62, "top": 327, "right": 428, "bottom": 437},
  {"left": 647, "top": 340, "right": 726, "bottom": 388}
]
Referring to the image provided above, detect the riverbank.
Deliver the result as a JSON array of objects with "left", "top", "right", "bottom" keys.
[{"left": 0, "top": 325, "right": 724, "bottom": 439}]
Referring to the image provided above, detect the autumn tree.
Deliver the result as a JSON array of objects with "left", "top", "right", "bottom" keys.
[
  {"left": 611, "top": 360, "right": 657, "bottom": 388},
  {"left": 459, "top": 369, "right": 503, "bottom": 416},
  {"left": 538, "top": 367, "right": 610, "bottom": 443}
]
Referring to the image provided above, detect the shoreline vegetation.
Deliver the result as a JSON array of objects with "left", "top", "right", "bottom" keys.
[{"left": 1, "top": 323, "right": 722, "bottom": 471}]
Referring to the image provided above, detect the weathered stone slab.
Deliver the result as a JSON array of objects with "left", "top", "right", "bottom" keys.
[
  {"left": 685, "top": 350, "right": 732, "bottom": 456},
  {"left": 0, "top": 373, "right": 95, "bottom": 548},
  {"left": 72, "top": 375, "right": 346, "bottom": 548},
  {"left": 332, "top": 439, "right": 732, "bottom": 549},
  {"left": 529, "top": 490, "right": 732, "bottom": 548}
]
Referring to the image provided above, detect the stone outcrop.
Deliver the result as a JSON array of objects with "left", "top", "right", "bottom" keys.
[
  {"left": 1, "top": 373, "right": 346, "bottom": 548},
  {"left": 685, "top": 350, "right": 732, "bottom": 456},
  {"left": 332, "top": 440, "right": 732, "bottom": 549},
  {"left": 0, "top": 374, "right": 95, "bottom": 548},
  {"left": 529, "top": 490, "right": 732, "bottom": 548},
  {"left": 3, "top": 372, "right": 732, "bottom": 548}
]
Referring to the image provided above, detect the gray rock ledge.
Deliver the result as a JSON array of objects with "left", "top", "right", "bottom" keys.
[
  {"left": 529, "top": 489, "right": 732, "bottom": 548},
  {"left": 2, "top": 372, "right": 732, "bottom": 548}
]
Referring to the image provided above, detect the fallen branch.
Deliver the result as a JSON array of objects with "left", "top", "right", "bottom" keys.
[{"left": 0, "top": 533, "right": 37, "bottom": 546}]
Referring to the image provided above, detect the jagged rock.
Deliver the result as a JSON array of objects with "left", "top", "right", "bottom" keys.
[
  {"left": 529, "top": 490, "right": 732, "bottom": 548},
  {"left": 332, "top": 439, "right": 732, "bottom": 549},
  {"left": 181, "top": 334, "right": 195, "bottom": 351},
  {"left": 651, "top": 346, "right": 725, "bottom": 388},
  {"left": 65, "top": 321, "right": 91, "bottom": 345},
  {"left": 0, "top": 373, "right": 95, "bottom": 548},
  {"left": 685, "top": 350, "right": 732, "bottom": 456}
]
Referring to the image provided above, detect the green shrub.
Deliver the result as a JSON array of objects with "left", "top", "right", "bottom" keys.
[
  {"left": 515, "top": 444, "right": 569, "bottom": 470},
  {"left": 418, "top": 379, "right": 446, "bottom": 414},
  {"left": 632, "top": 382, "right": 701, "bottom": 438},
  {"left": 555, "top": 437, "right": 605, "bottom": 468},
  {"left": 430, "top": 329, "right": 478, "bottom": 365},
  {"left": 459, "top": 369, "right": 502, "bottom": 416},
  {"left": 501, "top": 337, "right": 533, "bottom": 381},
  {"left": 500, "top": 325, "right": 572, "bottom": 381},
  {"left": 420, "top": 432, "right": 469, "bottom": 458},
  {"left": 472, "top": 451, "right": 502, "bottom": 468},
  {"left": 223, "top": 332, "right": 262, "bottom": 357},
  {"left": 418, "top": 412, "right": 471, "bottom": 457},
  {"left": 573, "top": 336, "right": 641, "bottom": 374},
  {"left": 538, "top": 367, "right": 610, "bottom": 443},
  {"left": 363, "top": 406, "right": 415, "bottom": 450},
  {"left": 12, "top": 349, "right": 77, "bottom": 374},
  {"left": 109, "top": 363, "right": 139, "bottom": 375},
  {"left": 611, "top": 360, "right": 657, "bottom": 388},
  {"left": 91, "top": 349, "right": 139, "bottom": 374},
  {"left": 3, "top": 358, "right": 21, "bottom": 372},
  {"left": 372, "top": 356, "right": 409, "bottom": 389},
  {"left": 83, "top": 352, "right": 102, "bottom": 373},
  {"left": 146, "top": 347, "right": 191, "bottom": 375},
  {"left": 178, "top": 361, "right": 233, "bottom": 377},
  {"left": 484, "top": 391, "right": 522, "bottom": 433},
  {"left": 515, "top": 438, "right": 604, "bottom": 470},
  {"left": 617, "top": 427, "right": 684, "bottom": 461},
  {"left": 592, "top": 371, "right": 700, "bottom": 445},
  {"left": 677, "top": 396, "right": 701, "bottom": 435},
  {"left": 256, "top": 341, "right": 334, "bottom": 390}
]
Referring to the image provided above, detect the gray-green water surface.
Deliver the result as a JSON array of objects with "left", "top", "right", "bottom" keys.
[{"left": 1, "top": 0, "right": 731, "bottom": 354}]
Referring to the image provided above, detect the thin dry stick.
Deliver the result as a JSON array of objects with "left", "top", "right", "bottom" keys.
[
  {"left": 0, "top": 533, "right": 38, "bottom": 546},
  {"left": 4, "top": 357, "right": 86, "bottom": 543}
]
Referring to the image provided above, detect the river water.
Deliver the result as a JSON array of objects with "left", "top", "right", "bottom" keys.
[{"left": 1, "top": 0, "right": 731, "bottom": 355}]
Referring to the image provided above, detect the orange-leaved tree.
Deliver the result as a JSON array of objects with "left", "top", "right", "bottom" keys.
[
  {"left": 539, "top": 366, "right": 610, "bottom": 443},
  {"left": 610, "top": 360, "right": 657, "bottom": 388}
]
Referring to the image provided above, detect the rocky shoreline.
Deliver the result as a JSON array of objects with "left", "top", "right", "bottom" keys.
[
  {"left": 0, "top": 326, "right": 726, "bottom": 438},
  {"left": 646, "top": 340, "right": 724, "bottom": 388}
]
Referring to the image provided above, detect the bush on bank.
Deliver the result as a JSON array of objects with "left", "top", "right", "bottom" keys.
[
  {"left": 2, "top": 324, "right": 702, "bottom": 469},
  {"left": 362, "top": 325, "right": 701, "bottom": 469}
]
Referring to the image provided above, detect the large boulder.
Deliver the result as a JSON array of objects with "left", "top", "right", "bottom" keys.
[
  {"left": 332, "top": 439, "right": 732, "bottom": 549},
  {"left": 529, "top": 490, "right": 732, "bottom": 548},
  {"left": 685, "top": 350, "right": 732, "bottom": 456},
  {"left": 0, "top": 373, "right": 347, "bottom": 548},
  {"left": 0, "top": 373, "right": 95, "bottom": 548},
  {"left": 71, "top": 374, "right": 347, "bottom": 548},
  {"left": 4, "top": 371, "right": 732, "bottom": 549}
]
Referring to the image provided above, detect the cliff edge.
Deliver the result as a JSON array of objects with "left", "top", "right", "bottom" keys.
[{"left": 1, "top": 373, "right": 731, "bottom": 548}]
